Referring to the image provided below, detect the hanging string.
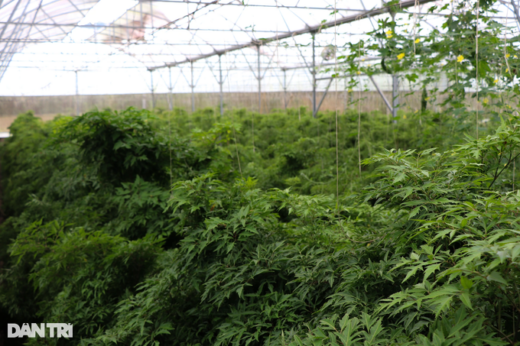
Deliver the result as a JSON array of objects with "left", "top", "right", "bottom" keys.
[
  {"left": 475, "top": 0, "right": 480, "bottom": 140},
  {"left": 298, "top": 98, "right": 301, "bottom": 120},
  {"left": 232, "top": 123, "right": 243, "bottom": 177},
  {"left": 410, "top": 0, "right": 420, "bottom": 123},
  {"left": 168, "top": 106, "right": 173, "bottom": 193},
  {"left": 501, "top": 16, "right": 507, "bottom": 116},
  {"left": 168, "top": 69, "right": 174, "bottom": 195},
  {"left": 251, "top": 67, "right": 256, "bottom": 153},
  {"left": 504, "top": 16, "right": 512, "bottom": 90},
  {"left": 357, "top": 42, "right": 362, "bottom": 177},
  {"left": 413, "top": 0, "right": 419, "bottom": 56},
  {"left": 252, "top": 117, "right": 255, "bottom": 153},
  {"left": 225, "top": 53, "right": 243, "bottom": 177},
  {"left": 334, "top": 0, "right": 339, "bottom": 209},
  {"left": 503, "top": 15, "right": 515, "bottom": 191}
]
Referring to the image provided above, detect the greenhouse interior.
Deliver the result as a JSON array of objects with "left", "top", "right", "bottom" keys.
[{"left": 2, "top": 0, "right": 520, "bottom": 345}]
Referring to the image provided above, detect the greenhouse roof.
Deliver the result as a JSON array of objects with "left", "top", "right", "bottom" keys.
[
  {"left": 0, "top": 1, "right": 441, "bottom": 74},
  {"left": 0, "top": 0, "right": 519, "bottom": 96}
]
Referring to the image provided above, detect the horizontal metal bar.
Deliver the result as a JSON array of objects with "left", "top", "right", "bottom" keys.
[
  {"left": 149, "top": 0, "right": 436, "bottom": 71},
  {"left": 0, "top": 21, "right": 373, "bottom": 36},
  {"left": 316, "top": 73, "right": 367, "bottom": 81},
  {"left": 282, "top": 56, "right": 380, "bottom": 71},
  {"left": 0, "top": 40, "right": 346, "bottom": 49},
  {"left": 0, "top": 21, "right": 298, "bottom": 34},
  {"left": 7, "top": 64, "right": 310, "bottom": 71},
  {"left": 140, "top": 0, "right": 366, "bottom": 12},
  {"left": 410, "top": 11, "right": 519, "bottom": 20},
  {"left": 9, "top": 64, "right": 369, "bottom": 71}
]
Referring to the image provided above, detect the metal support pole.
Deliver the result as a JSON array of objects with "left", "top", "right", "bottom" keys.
[
  {"left": 150, "top": 70, "right": 155, "bottom": 109},
  {"left": 257, "top": 46, "right": 261, "bottom": 113},
  {"left": 392, "top": 74, "right": 399, "bottom": 118},
  {"left": 314, "top": 78, "right": 334, "bottom": 117},
  {"left": 168, "top": 67, "right": 173, "bottom": 111},
  {"left": 390, "top": 11, "right": 398, "bottom": 119},
  {"left": 190, "top": 61, "right": 195, "bottom": 113},
  {"left": 311, "top": 32, "right": 317, "bottom": 118},
  {"left": 368, "top": 74, "right": 393, "bottom": 114},
  {"left": 344, "top": 85, "right": 348, "bottom": 113},
  {"left": 283, "top": 69, "right": 287, "bottom": 111},
  {"left": 218, "top": 54, "right": 223, "bottom": 116},
  {"left": 75, "top": 70, "right": 79, "bottom": 116},
  {"left": 511, "top": 0, "right": 520, "bottom": 30}
]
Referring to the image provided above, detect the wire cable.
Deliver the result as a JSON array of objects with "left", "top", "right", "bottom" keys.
[
  {"left": 334, "top": 0, "right": 339, "bottom": 209},
  {"left": 476, "top": 0, "right": 480, "bottom": 140}
]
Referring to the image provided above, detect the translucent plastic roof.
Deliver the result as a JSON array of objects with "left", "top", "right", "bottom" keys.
[
  {"left": 91, "top": 0, "right": 387, "bottom": 70},
  {"left": 0, "top": 0, "right": 518, "bottom": 96},
  {"left": 0, "top": 1, "right": 437, "bottom": 72},
  {"left": 0, "top": 0, "right": 98, "bottom": 79}
]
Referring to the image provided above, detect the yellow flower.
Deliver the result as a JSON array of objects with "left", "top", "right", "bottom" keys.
[
  {"left": 515, "top": 55, "right": 518, "bottom": 58},
  {"left": 506, "top": 68, "right": 509, "bottom": 73},
  {"left": 415, "top": 38, "right": 420, "bottom": 43},
  {"left": 425, "top": 97, "right": 430, "bottom": 101},
  {"left": 404, "top": 115, "right": 407, "bottom": 119},
  {"left": 457, "top": 55, "right": 464, "bottom": 62},
  {"left": 348, "top": 89, "right": 353, "bottom": 93},
  {"left": 494, "top": 79, "right": 499, "bottom": 84},
  {"left": 483, "top": 98, "right": 489, "bottom": 104},
  {"left": 386, "top": 30, "right": 393, "bottom": 38},
  {"left": 356, "top": 71, "right": 361, "bottom": 75},
  {"left": 397, "top": 53, "right": 405, "bottom": 60},
  {"left": 506, "top": 53, "right": 510, "bottom": 58}
]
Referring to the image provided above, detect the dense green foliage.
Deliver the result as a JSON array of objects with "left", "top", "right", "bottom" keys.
[
  {"left": 4, "top": 1, "right": 520, "bottom": 345},
  {"left": 153, "top": 106, "right": 490, "bottom": 194},
  {"left": 0, "top": 105, "right": 519, "bottom": 346}
]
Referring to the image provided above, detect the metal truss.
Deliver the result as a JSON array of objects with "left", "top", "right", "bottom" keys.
[
  {"left": 0, "top": 0, "right": 98, "bottom": 80},
  {"left": 148, "top": 0, "right": 436, "bottom": 71}
]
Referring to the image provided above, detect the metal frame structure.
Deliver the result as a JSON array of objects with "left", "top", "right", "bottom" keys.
[
  {"left": 1, "top": 0, "right": 519, "bottom": 117},
  {"left": 144, "top": 0, "right": 436, "bottom": 117}
]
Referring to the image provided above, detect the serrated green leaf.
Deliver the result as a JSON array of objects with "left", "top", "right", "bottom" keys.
[{"left": 487, "top": 271, "right": 508, "bottom": 286}]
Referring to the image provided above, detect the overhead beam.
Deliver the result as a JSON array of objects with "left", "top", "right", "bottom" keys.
[
  {"left": 316, "top": 73, "right": 367, "bottom": 81},
  {"left": 0, "top": 21, "right": 303, "bottom": 34},
  {"left": 0, "top": 39, "right": 347, "bottom": 48},
  {"left": 140, "top": 0, "right": 366, "bottom": 12},
  {"left": 149, "top": 0, "right": 436, "bottom": 71},
  {"left": 281, "top": 57, "right": 380, "bottom": 71}
]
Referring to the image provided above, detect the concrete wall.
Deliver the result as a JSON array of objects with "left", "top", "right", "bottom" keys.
[{"left": 0, "top": 91, "right": 438, "bottom": 131}]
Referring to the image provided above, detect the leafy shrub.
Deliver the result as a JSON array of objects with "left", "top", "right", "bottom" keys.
[{"left": 0, "top": 108, "right": 517, "bottom": 346}]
